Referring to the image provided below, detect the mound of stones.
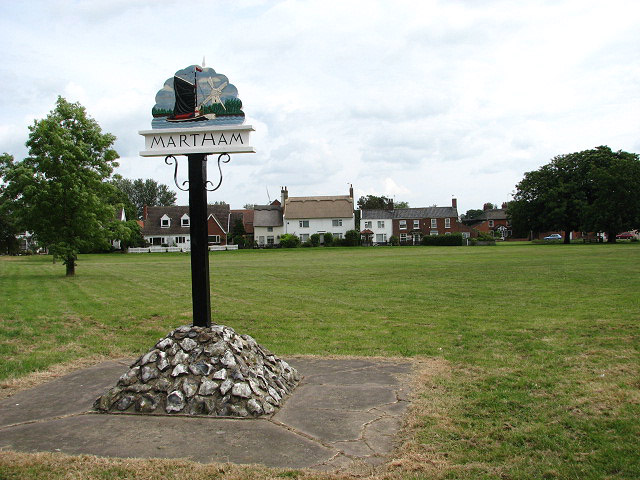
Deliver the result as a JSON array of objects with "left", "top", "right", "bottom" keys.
[{"left": 94, "top": 324, "right": 300, "bottom": 417}]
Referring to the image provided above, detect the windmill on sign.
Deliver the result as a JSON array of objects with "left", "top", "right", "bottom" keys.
[{"left": 200, "top": 77, "right": 228, "bottom": 111}]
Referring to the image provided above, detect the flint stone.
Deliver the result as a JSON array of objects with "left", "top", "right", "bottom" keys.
[
  {"left": 171, "top": 364, "right": 189, "bottom": 377},
  {"left": 182, "top": 377, "right": 199, "bottom": 398},
  {"left": 219, "top": 378, "right": 234, "bottom": 395},
  {"left": 247, "top": 398, "right": 263, "bottom": 415},
  {"left": 212, "top": 368, "right": 227, "bottom": 380},
  {"left": 198, "top": 379, "right": 219, "bottom": 396},
  {"left": 136, "top": 395, "right": 157, "bottom": 413},
  {"left": 166, "top": 390, "right": 186, "bottom": 413},
  {"left": 262, "top": 401, "right": 275, "bottom": 415},
  {"left": 154, "top": 377, "right": 172, "bottom": 392},
  {"left": 118, "top": 367, "right": 139, "bottom": 386},
  {"left": 171, "top": 350, "right": 189, "bottom": 366},
  {"left": 231, "top": 382, "right": 251, "bottom": 398},
  {"left": 141, "top": 365, "right": 159, "bottom": 383},
  {"left": 126, "top": 383, "right": 152, "bottom": 393},
  {"left": 180, "top": 338, "right": 198, "bottom": 352},
  {"left": 268, "top": 387, "right": 282, "bottom": 403},
  {"left": 156, "top": 352, "right": 170, "bottom": 371},
  {"left": 189, "top": 361, "right": 211, "bottom": 376},
  {"left": 229, "top": 404, "right": 249, "bottom": 417},
  {"left": 95, "top": 388, "right": 121, "bottom": 411},
  {"left": 205, "top": 340, "right": 226, "bottom": 356},
  {"left": 221, "top": 350, "right": 236, "bottom": 367},
  {"left": 141, "top": 350, "right": 158, "bottom": 365},
  {"left": 249, "top": 378, "right": 265, "bottom": 396},
  {"left": 116, "top": 395, "right": 134, "bottom": 411},
  {"left": 156, "top": 337, "right": 173, "bottom": 350}
]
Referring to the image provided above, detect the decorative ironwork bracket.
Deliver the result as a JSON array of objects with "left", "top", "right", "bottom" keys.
[{"left": 164, "top": 153, "right": 232, "bottom": 192}]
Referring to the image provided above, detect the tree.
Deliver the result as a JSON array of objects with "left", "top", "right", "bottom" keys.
[
  {"left": 509, "top": 146, "right": 640, "bottom": 243},
  {"left": 111, "top": 176, "right": 176, "bottom": 219},
  {"left": 0, "top": 191, "right": 20, "bottom": 255},
  {"left": 0, "top": 97, "right": 119, "bottom": 275},
  {"left": 357, "top": 195, "right": 393, "bottom": 210},
  {"left": 279, "top": 233, "right": 300, "bottom": 248},
  {"left": 243, "top": 203, "right": 255, "bottom": 209},
  {"left": 208, "top": 200, "right": 228, "bottom": 206},
  {"left": 461, "top": 209, "right": 484, "bottom": 221},
  {"left": 395, "top": 201, "right": 409, "bottom": 208}
]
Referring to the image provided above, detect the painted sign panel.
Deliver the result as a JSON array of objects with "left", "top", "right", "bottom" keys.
[
  {"left": 139, "top": 64, "right": 254, "bottom": 156},
  {"left": 140, "top": 124, "right": 254, "bottom": 157}
]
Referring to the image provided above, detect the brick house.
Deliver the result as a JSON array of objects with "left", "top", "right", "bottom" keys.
[
  {"left": 141, "top": 204, "right": 240, "bottom": 248},
  {"left": 361, "top": 199, "right": 472, "bottom": 245},
  {"left": 462, "top": 203, "right": 511, "bottom": 239}
]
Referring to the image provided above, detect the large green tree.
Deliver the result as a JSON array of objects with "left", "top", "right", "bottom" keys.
[
  {"left": 0, "top": 97, "right": 119, "bottom": 275},
  {"left": 509, "top": 146, "right": 640, "bottom": 243},
  {"left": 111, "top": 176, "right": 176, "bottom": 219},
  {"left": 357, "top": 195, "right": 408, "bottom": 210}
]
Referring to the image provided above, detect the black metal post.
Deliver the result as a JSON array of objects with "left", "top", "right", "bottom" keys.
[{"left": 187, "top": 153, "right": 211, "bottom": 327}]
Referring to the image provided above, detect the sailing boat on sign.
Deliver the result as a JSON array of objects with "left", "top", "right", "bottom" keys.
[{"left": 167, "top": 67, "right": 214, "bottom": 123}]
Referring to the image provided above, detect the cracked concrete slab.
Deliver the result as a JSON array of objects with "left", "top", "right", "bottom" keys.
[{"left": 0, "top": 357, "right": 413, "bottom": 471}]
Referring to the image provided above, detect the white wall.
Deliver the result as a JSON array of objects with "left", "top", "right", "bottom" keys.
[
  {"left": 284, "top": 217, "right": 355, "bottom": 241},
  {"left": 144, "top": 235, "right": 191, "bottom": 248},
  {"left": 254, "top": 226, "right": 285, "bottom": 245},
  {"left": 360, "top": 215, "right": 393, "bottom": 243}
]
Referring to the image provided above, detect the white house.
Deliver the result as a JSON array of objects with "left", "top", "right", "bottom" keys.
[
  {"left": 282, "top": 186, "right": 355, "bottom": 243},
  {"left": 359, "top": 210, "right": 394, "bottom": 245},
  {"left": 253, "top": 186, "right": 355, "bottom": 246}
]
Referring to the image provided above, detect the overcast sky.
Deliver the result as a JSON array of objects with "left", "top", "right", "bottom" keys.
[{"left": 1, "top": 0, "right": 639, "bottom": 212}]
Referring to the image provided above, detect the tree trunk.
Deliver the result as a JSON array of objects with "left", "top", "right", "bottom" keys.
[
  {"left": 607, "top": 231, "right": 616, "bottom": 243},
  {"left": 65, "top": 257, "right": 76, "bottom": 276},
  {"left": 564, "top": 229, "right": 571, "bottom": 244}
]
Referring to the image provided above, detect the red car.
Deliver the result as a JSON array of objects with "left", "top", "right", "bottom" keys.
[{"left": 616, "top": 232, "right": 636, "bottom": 239}]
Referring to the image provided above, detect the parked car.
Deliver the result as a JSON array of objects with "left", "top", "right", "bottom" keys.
[
  {"left": 544, "top": 234, "right": 562, "bottom": 240},
  {"left": 616, "top": 232, "right": 636, "bottom": 239}
]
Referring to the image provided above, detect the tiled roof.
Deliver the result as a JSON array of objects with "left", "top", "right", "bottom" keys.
[
  {"left": 142, "top": 205, "right": 230, "bottom": 235},
  {"left": 475, "top": 209, "right": 507, "bottom": 220},
  {"left": 361, "top": 206, "right": 458, "bottom": 219},
  {"left": 285, "top": 195, "right": 354, "bottom": 219}
]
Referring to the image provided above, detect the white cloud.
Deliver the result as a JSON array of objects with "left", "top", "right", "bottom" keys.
[{"left": 1, "top": 0, "right": 640, "bottom": 211}]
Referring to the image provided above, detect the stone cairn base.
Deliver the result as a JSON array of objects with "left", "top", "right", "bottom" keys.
[{"left": 94, "top": 324, "right": 300, "bottom": 417}]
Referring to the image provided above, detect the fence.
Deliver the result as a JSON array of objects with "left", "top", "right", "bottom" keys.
[{"left": 128, "top": 245, "right": 239, "bottom": 253}]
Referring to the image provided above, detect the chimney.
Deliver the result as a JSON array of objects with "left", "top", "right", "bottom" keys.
[
  {"left": 349, "top": 184, "right": 353, "bottom": 198},
  {"left": 281, "top": 186, "right": 288, "bottom": 205},
  {"left": 143, "top": 205, "right": 148, "bottom": 220},
  {"left": 452, "top": 198, "right": 457, "bottom": 209},
  {"left": 501, "top": 202, "right": 508, "bottom": 209}
]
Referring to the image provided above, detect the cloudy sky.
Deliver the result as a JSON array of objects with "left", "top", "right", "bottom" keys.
[{"left": 1, "top": 0, "right": 639, "bottom": 213}]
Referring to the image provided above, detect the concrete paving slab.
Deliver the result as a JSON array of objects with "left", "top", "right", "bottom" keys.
[{"left": 0, "top": 357, "right": 413, "bottom": 471}]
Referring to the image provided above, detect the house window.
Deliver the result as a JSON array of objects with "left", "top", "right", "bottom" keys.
[
  {"left": 430, "top": 230, "right": 438, "bottom": 236},
  {"left": 208, "top": 235, "right": 220, "bottom": 244},
  {"left": 181, "top": 214, "right": 190, "bottom": 227},
  {"left": 364, "top": 221, "right": 372, "bottom": 228},
  {"left": 300, "top": 234, "right": 309, "bottom": 242},
  {"left": 378, "top": 221, "right": 385, "bottom": 228},
  {"left": 399, "top": 220, "right": 406, "bottom": 229},
  {"left": 376, "top": 233, "right": 387, "bottom": 243},
  {"left": 175, "top": 236, "right": 186, "bottom": 244},
  {"left": 258, "top": 236, "right": 265, "bottom": 245},
  {"left": 430, "top": 218, "right": 437, "bottom": 228},
  {"left": 150, "top": 237, "right": 162, "bottom": 245},
  {"left": 489, "top": 220, "right": 494, "bottom": 227},
  {"left": 299, "top": 220, "right": 309, "bottom": 228},
  {"left": 413, "top": 220, "right": 419, "bottom": 229},
  {"left": 399, "top": 233, "right": 408, "bottom": 242},
  {"left": 445, "top": 218, "right": 451, "bottom": 228},
  {"left": 161, "top": 214, "right": 170, "bottom": 228},
  {"left": 333, "top": 233, "right": 343, "bottom": 239},
  {"left": 267, "top": 226, "right": 273, "bottom": 232},
  {"left": 267, "top": 236, "right": 274, "bottom": 245},
  {"left": 332, "top": 219, "right": 342, "bottom": 227}
]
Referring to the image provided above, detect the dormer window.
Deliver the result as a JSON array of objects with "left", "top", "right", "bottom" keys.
[
  {"left": 160, "top": 214, "right": 170, "bottom": 228},
  {"left": 181, "top": 214, "right": 190, "bottom": 227}
]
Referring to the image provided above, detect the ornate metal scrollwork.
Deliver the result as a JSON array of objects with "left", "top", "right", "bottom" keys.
[
  {"left": 164, "top": 155, "right": 189, "bottom": 192},
  {"left": 164, "top": 153, "right": 231, "bottom": 192},
  {"left": 205, "top": 153, "right": 231, "bottom": 192}
]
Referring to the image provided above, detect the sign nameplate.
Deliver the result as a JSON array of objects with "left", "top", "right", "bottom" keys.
[{"left": 139, "top": 124, "right": 254, "bottom": 157}]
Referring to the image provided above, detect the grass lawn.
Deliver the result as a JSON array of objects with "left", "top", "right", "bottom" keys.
[{"left": 0, "top": 243, "right": 638, "bottom": 479}]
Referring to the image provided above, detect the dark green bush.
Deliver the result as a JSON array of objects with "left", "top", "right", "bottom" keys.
[
  {"left": 344, "top": 229, "right": 360, "bottom": 246},
  {"left": 323, "top": 232, "right": 333, "bottom": 246},
  {"left": 279, "top": 234, "right": 300, "bottom": 248},
  {"left": 421, "top": 233, "right": 463, "bottom": 246},
  {"left": 389, "top": 235, "right": 399, "bottom": 246},
  {"left": 310, "top": 233, "right": 321, "bottom": 247}
]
